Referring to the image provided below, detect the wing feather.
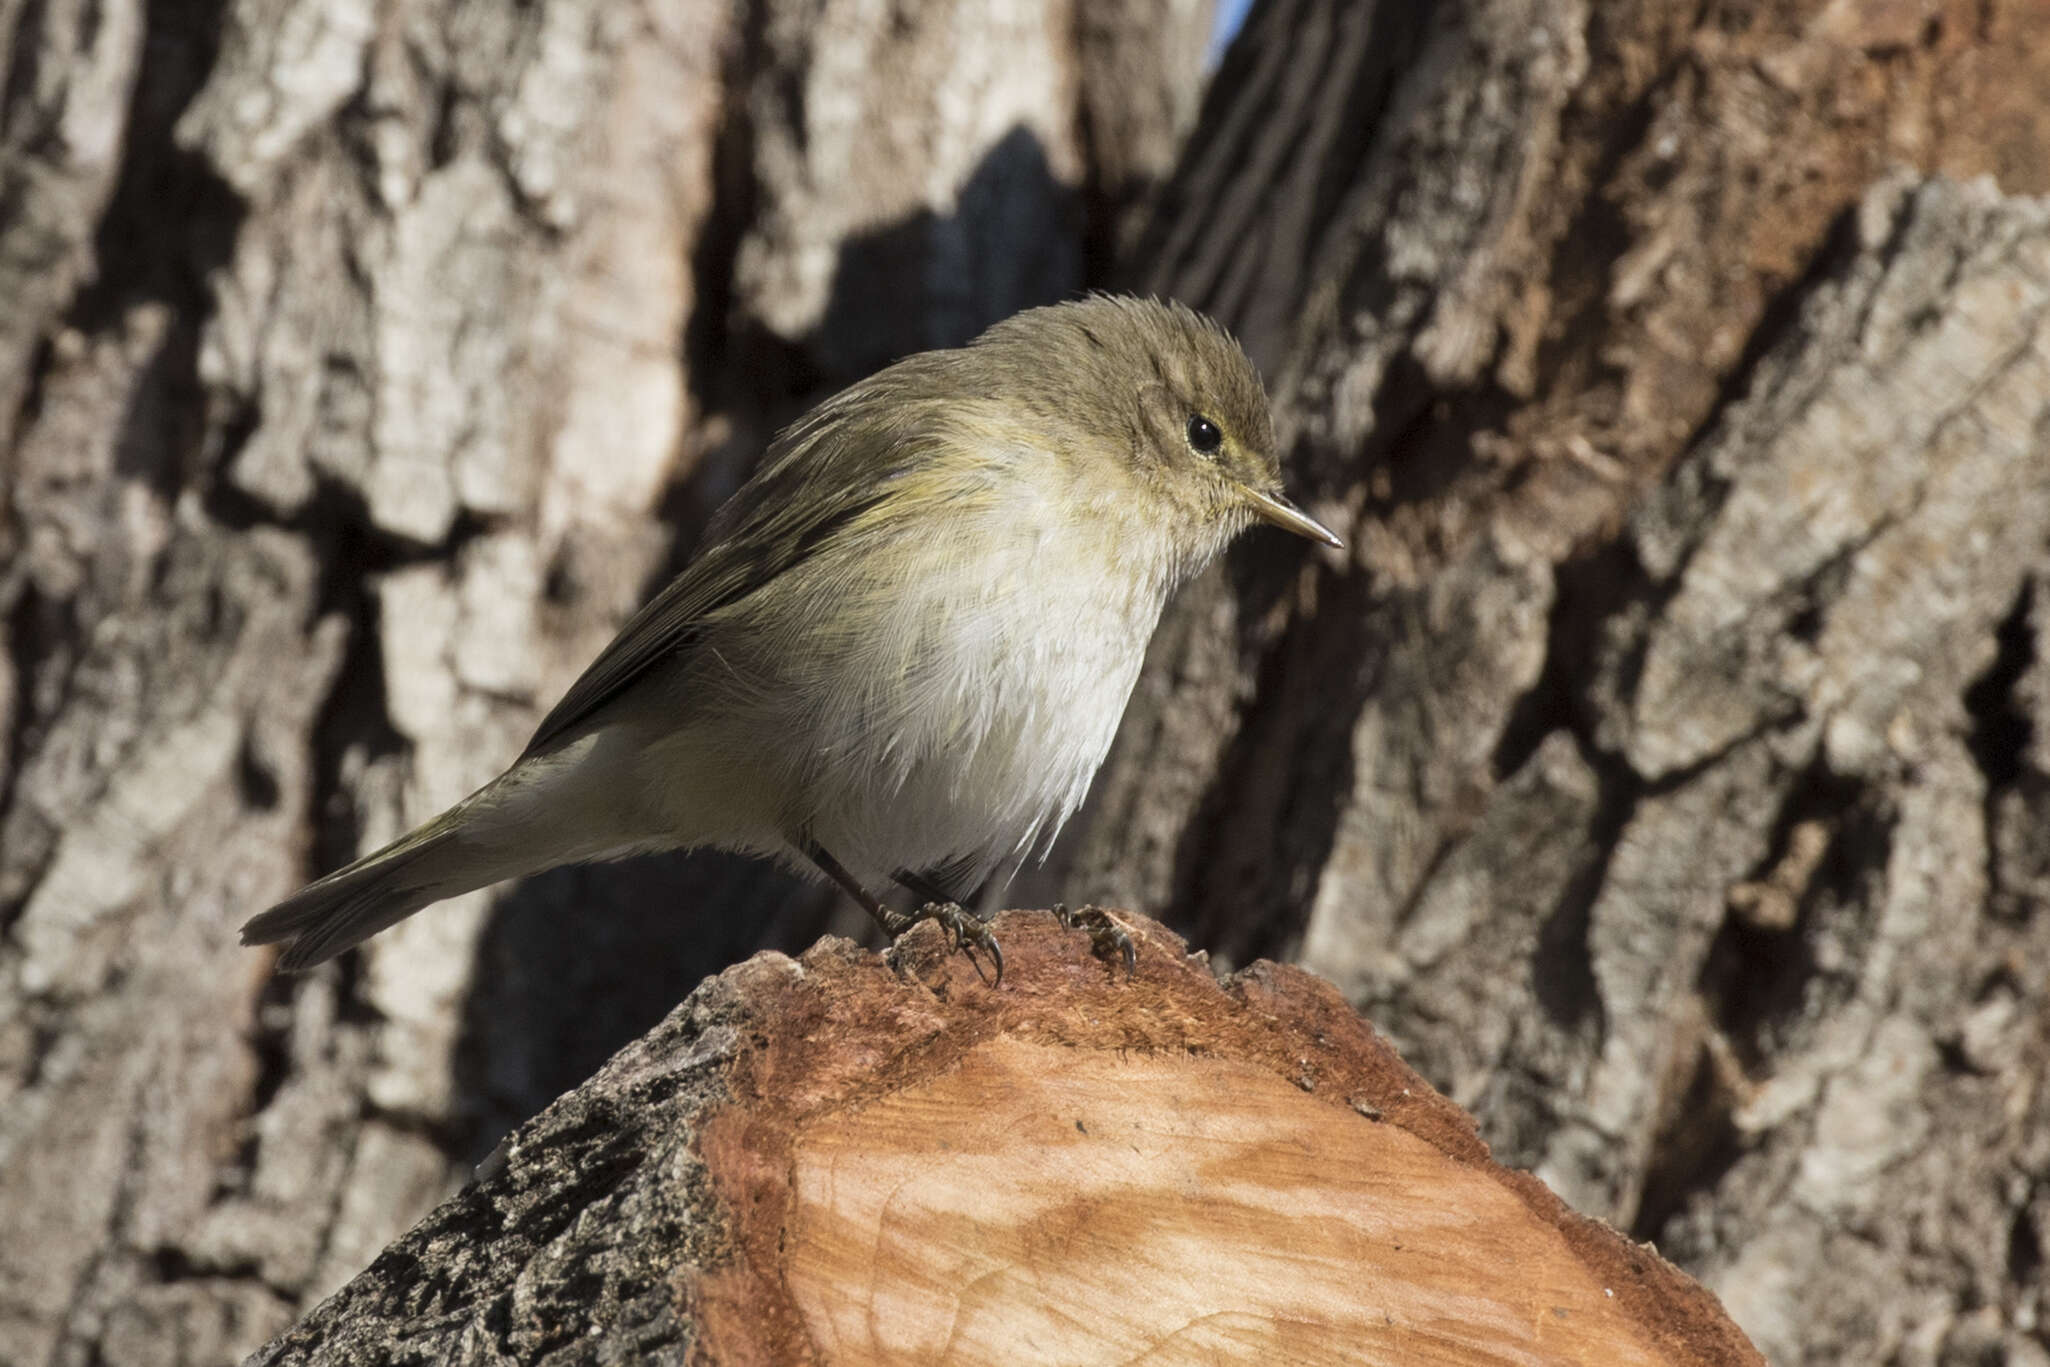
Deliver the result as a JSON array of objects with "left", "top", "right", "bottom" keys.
[{"left": 520, "top": 376, "right": 952, "bottom": 758}]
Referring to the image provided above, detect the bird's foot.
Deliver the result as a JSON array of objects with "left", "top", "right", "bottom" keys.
[
  {"left": 884, "top": 901, "right": 1004, "bottom": 987},
  {"left": 1055, "top": 903, "right": 1136, "bottom": 976}
]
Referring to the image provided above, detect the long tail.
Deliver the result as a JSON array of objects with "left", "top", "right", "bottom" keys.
[
  {"left": 239, "top": 812, "right": 473, "bottom": 970},
  {"left": 242, "top": 754, "right": 606, "bottom": 969}
]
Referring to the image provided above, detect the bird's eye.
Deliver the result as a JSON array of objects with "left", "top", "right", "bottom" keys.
[{"left": 1186, "top": 414, "right": 1223, "bottom": 456}]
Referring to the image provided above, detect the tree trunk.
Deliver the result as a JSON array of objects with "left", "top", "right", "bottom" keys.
[
  {"left": 245, "top": 912, "right": 1765, "bottom": 1367},
  {"left": 0, "top": 1, "right": 1208, "bottom": 1361},
  {"left": 7, "top": 0, "right": 2050, "bottom": 1363},
  {"left": 1058, "top": 2, "right": 2050, "bottom": 1363}
]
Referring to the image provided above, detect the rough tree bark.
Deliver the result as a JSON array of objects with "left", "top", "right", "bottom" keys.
[
  {"left": 1056, "top": 2, "right": 2050, "bottom": 1364},
  {"left": 0, "top": 0, "right": 1209, "bottom": 1361},
  {"left": 6, "top": 0, "right": 2050, "bottom": 1364},
  {"left": 246, "top": 912, "right": 1765, "bottom": 1366}
]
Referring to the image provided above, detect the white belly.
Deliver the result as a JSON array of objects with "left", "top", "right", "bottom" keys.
[
  {"left": 592, "top": 483, "right": 1182, "bottom": 895},
  {"left": 799, "top": 545, "right": 1162, "bottom": 889}
]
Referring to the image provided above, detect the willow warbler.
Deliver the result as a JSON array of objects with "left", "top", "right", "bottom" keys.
[{"left": 243, "top": 295, "right": 1339, "bottom": 979}]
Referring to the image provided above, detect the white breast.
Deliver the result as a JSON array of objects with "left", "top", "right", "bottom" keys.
[
  {"left": 796, "top": 507, "right": 1171, "bottom": 890},
  {"left": 600, "top": 462, "right": 1186, "bottom": 895}
]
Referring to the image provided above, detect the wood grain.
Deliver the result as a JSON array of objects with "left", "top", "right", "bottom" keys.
[
  {"left": 788, "top": 1037, "right": 1670, "bottom": 1366},
  {"left": 242, "top": 913, "right": 1763, "bottom": 1363},
  {"left": 685, "top": 911, "right": 1761, "bottom": 1366}
]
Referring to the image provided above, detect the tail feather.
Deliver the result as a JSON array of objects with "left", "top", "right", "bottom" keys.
[
  {"left": 242, "top": 820, "right": 463, "bottom": 971},
  {"left": 246, "top": 733, "right": 642, "bottom": 969}
]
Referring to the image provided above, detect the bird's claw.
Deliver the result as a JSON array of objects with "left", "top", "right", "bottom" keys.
[
  {"left": 1055, "top": 902, "right": 1136, "bottom": 976},
  {"left": 885, "top": 901, "right": 1004, "bottom": 987}
]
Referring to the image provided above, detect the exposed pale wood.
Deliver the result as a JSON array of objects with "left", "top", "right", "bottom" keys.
[
  {"left": 786, "top": 1041, "right": 1669, "bottom": 1365},
  {"left": 251, "top": 912, "right": 1763, "bottom": 1366}
]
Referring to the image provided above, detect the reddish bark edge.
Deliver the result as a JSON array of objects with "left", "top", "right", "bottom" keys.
[{"left": 687, "top": 909, "right": 1763, "bottom": 1366}]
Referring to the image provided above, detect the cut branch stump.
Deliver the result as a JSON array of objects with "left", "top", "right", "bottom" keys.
[{"left": 252, "top": 911, "right": 1762, "bottom": 1366}]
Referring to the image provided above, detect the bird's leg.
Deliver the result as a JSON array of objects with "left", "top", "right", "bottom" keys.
[
  {"left": 802, "top": 842, "right": 1003, "bottom": 986},
  {"left": 889, "top": 866, "right": 1006, "bottom": 982},
  {"left": 891, "top": 867, "right": 960, "bottom": 908},
  {"left": 1054, "top": 902, "right": 1137, "bottom": 976},
  {"left": 801, "top": 840, "right": 893, "bottom": 935},
  {"left": 884, "top": 866, "right": 1003, "bottom": 986}
]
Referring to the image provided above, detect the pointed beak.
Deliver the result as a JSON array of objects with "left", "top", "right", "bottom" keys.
[{"left": 1241, "top": 486, "right": 1343, "bottom": 549}]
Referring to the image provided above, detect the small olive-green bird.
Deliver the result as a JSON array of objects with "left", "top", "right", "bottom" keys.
[{"left": 243, "top": 295, "right": 1339, "bottom": 977}]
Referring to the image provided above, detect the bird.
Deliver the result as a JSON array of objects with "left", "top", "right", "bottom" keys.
[{"left": 242, "top": 295, "right": 1340, "bottom": 981}]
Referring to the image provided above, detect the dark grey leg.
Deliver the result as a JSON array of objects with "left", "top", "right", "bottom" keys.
[
  {"left": 892, "top": 867, "right": 961, "bottom": 907},
  {"left": 803, "top": 842, "right": 1004, "bottom": 986}
]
